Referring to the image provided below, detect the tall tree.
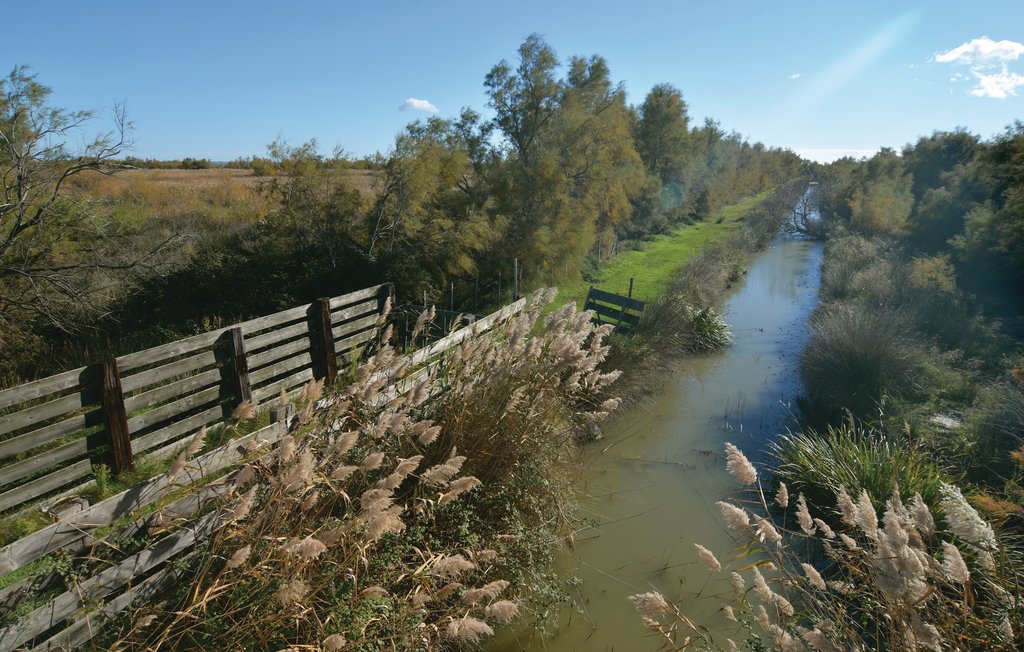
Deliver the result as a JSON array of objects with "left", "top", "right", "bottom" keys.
[
  {"left": 369, "top": 116, "right": 500, "bottom": 297},
  {"left": 0, "top": 66, "right": 175, "bottom": 330},
  {"left": 484, "top": 35, "right": 644, "bottom": 280},
  {"left": 634, "top": 83, "right": 689, "bottom": 184}
]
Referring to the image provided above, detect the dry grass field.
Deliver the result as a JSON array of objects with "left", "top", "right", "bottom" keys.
[{"left": 68, "top": 167, "right": 380, "bottom": 226}]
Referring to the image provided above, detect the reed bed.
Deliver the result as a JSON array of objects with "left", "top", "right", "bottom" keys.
[
  {"left": 630, "top": 443, "right": 1024, "bottom": 651},
  {"left": 106, "top": 289, "right": 619, "bottom": 650}
]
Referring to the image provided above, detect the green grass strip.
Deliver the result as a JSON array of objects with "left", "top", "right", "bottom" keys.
[{"left": 556, "top": 190, "right": 772, "bottom": 307}]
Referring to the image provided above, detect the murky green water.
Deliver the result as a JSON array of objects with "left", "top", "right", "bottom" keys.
[{"left": 491, "top": 236, "right": 824, "bottom": 650}]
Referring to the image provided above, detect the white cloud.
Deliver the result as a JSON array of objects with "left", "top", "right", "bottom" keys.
[
  {"left": 935, "top": 37, "right": 1024, "bottom": 98},
  {"left": 787, "top": 73, "right": 802, "bottom": 80},
  {"left": 935, "top": 37, "right": 1024, "bottom": 65},
  {"left": 970, "top": 69, "right": 1024, "bottom": 99},
  {"left": 399, "top": 98, "right": 439, "bottom": 113}
]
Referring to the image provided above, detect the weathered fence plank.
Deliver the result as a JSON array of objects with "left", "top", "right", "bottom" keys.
[
  {"left": 0, "top": 391, "right": 90, "bottom": 438},
  {"left": 586, "top": 287, "right": 645, "bottom": 312},
  {"left": 123, "top": 369, "right": 220, "bottom": 414},
  {"left": 584, "top": 286, "right": 646, "bottom": 333},
  {"left": 330, "top": 296, "right": 379, "bottom": 323},
  {"left": 0, "top": 288, "right": 385, "bottom": 516},
  {"left": 0, "top": 367, "right": 86, "bottom": 412},
  {"left": 0, "top": 412, "right": 94, "bottom": 462},
  {"left": 328, "top": 284, "right": 386, "bottom": 310},
  {"left": 315, "top": 297, "right": 339, "bottom": 384},
  {"left": 125, "top": 386, "right": 221, "bottom": 435},
  {"left": 0, "top": 419, "right": 288, "bottom": 576},
  {"left": 225, "top": 326, "right": 253, "bottom": 405},
  {"left": 0, "top": 292, "right": 523, "bottom": 651},
  {"left": 251, "top": 368, "right": 315, "bottom": 404},
  {"left": 0, "top": 461, "right": 92, "bottom": 513},
  {"left": 130, "top": 405, "right": 224, "bottom": 456},
  {"left": 0, "top": 509, "right": 222, "bottom": 651},
  {"left": 0, "top": 439, "right": 88, "bottom": 488},
  {"left": 119, "top": 350, "right": 216, "bottom": 395},
  {"left": 34, "top": 563, "right": 187, "bottom": 652},
  {"left": 248, "top": 352, "right": 314, "bottom": 386},
  {"left": 246, "top": 338, "right": 312, "bottom": 371}
]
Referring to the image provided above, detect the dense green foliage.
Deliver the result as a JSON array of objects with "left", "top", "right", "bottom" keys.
[
  {"left": 0, "top": 36, "right": 801, "bottom": 384},
  {"left": 783, "top": 126, "right": 1024, "bottom": 546},
  {"left": 819, "top": 126, "right": 1024, "bottom": 314}
]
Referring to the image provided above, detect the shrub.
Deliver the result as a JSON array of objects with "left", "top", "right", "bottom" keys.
[
  {"left": 968, "top": 383, "right": 1024, "bottom": 483},
  {"left": 771, "top": 423, "right": 948, "bottom": 514},
  {"left": 800, "top": 303, "right": 921, "bottom": 418}
]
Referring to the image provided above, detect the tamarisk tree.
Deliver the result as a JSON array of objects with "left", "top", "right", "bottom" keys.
[{"left": 0, "top": 65, "right": 175, "bottom": 330}]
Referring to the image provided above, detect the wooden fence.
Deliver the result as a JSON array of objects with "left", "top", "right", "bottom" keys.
[
  {"left": 584, "top": 286, "right": 645, "bottom": 333},
  {"left": 0, "top": 284, "right": 392, "bottom": 516},
  {"left": 0, "top": 295, "right": 526, "bottom": 651}
]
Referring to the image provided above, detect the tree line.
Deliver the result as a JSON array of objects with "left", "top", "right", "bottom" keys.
[
  {"left": 817, "top": 124, "right": 1024, "bottom": 321},
  {"left": 0, "top": 35, "right": 803, "bottom": 382}
]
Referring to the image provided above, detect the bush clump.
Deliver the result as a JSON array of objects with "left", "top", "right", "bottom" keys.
[
  {"left": 631, "top": 442, "right": 1024, "bottom": 651},
  {"left": 771, "top": 423, "right": 948, "bottom": 514},
  {"left": 800, "top": 303, "right": 921, "bottom": 418}
]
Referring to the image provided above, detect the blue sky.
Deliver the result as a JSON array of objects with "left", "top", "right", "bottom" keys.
[{"left": 4, "top": 0, "right": 1023, "bottom": 162}]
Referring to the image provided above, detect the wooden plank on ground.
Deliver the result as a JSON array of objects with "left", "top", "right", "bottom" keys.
[
  {"left": 33, "top": 562, "right": 187, "bottom": 652},
  {"left": 0, "top": 510, "right": 222, "bottom": 652}
]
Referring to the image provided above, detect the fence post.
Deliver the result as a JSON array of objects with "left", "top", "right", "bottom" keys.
[
  {"left": 313, "top": 298, "right": 338, "bottom": 384},
  {"left": 99, "top": 359, "right": 133, "bottom": 474},
  {"left": 227, "top": 327, "right": 253, "bottom": 404}
]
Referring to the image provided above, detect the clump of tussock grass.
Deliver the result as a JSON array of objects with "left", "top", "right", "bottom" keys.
[
  {"left": 771, "top": 422, "right": 948, "bottom": 515},
  {"left": 800, "top": 302, "right": 922, "bottom": 419},
  {"left": 967, "top": 382, "right": 1024, "bottom": 483},
  {"left": 630, "top": 442, "right": 1024, "bottom": 651},
  {"left": 108, "top": 288, "right": 620, "bottom": 650}
]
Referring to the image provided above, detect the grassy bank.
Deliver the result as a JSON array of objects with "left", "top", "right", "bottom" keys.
[
  {"left": 583, "top": 185, "right": 802, "bottom": 403},
  {"left": 556, "top": 190, "right": 773, "bottom": 307}
]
